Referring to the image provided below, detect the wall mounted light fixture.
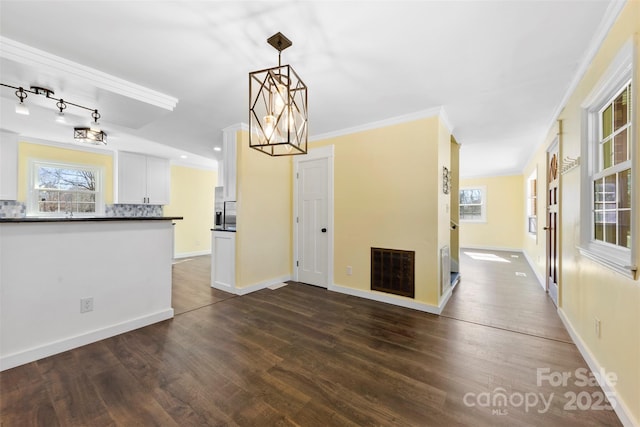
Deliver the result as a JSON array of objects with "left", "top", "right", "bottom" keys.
[
  {"left": 249, "top": 32, "right": 308, "bottom": 156},
  {"left": 1, "top": 82, "right": 107, "bottom": 144}
]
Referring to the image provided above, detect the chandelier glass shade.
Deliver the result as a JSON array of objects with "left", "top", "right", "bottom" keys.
[{"left": 249, "top": 33, "right": 308, "bottom": 156}]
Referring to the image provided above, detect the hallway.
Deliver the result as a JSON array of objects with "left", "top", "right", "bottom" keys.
[{"left": 442, "top": 248, "right": 571, "bottom": 342}]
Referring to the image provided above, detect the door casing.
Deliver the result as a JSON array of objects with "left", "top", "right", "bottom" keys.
[{"left": 293, "top": 145, "right": 335, "bottom": 287}]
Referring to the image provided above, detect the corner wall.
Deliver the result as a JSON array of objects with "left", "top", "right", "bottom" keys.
[
  {"left": 311, "top": 116, "right": 448, "bottom": 307},
  {"left": 164, "top": 165, "right": 216, "bottom": 257}
]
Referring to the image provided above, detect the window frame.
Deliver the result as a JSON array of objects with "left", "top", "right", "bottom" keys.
[
  {"left": 27, "top": 158, "right": 105, "bottom": 218},
  {"left": 579, "top": 38, "right": 637, "bottom": 279},
  {"left": 459, "top": 186, "right": 487, "bottom": 223}
]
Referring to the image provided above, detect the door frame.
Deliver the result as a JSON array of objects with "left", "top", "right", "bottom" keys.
[
  {"left": 545, "top": 136, "right": 560, "bottom": 306},
  {"left": 292, "top": 145, "right": 335, "bottom": 287}
]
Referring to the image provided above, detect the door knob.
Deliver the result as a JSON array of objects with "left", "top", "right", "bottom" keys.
[{"left": 321, "top": 228, "right": 327, "bottom": 233}]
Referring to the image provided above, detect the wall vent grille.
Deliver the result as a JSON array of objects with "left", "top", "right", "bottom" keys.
[{"left": 371, "top": 247, "right": 415, "bottom": 298}]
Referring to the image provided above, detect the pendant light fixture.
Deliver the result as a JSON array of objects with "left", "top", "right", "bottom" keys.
[{"left": 249, "top": 32, "right": 308, "bottom": 156}]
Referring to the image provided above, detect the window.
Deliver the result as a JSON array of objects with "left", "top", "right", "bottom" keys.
[
  {"left": 593, "top": 82, "right": 631, "bottom": 248},
  {"left": 580, "top": 39, "right": 635, "bottom": 279},
  {"left": 459, "top": 187, "right": 486, "bottom": 222},
  {"left": 28, "top": 160, "right": 104, "bottom": 217},
  {"left": 527, "top": 172, "right": 538, "bottom": 236}
]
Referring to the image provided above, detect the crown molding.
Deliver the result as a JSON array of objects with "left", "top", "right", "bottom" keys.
[
  {"left": 222, "top": 123, "right": 249, "bottom": 133},
  {"left": 310, "top": 106, "right": 454, "bottom": 142},
  {"left": 543, "top": 0, "right": 627, "bottom": 135},
  {"left": 0, "top": 36, "right": 178, "bottom": 111}
]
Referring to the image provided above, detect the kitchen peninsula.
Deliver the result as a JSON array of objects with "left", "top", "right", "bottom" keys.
[{"left": 0, "top": 216, "right": 182, "bottom": 370}]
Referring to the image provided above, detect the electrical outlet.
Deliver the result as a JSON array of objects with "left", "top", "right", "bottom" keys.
[
  {"left": 80, "top": 297, "right": 93, "bottom": 313},
  {"left": 595, "top": 318, "right": 601, "bottom": 338},
  {"left": 346, "top": 266, "right": 352, "bottom": 276}
]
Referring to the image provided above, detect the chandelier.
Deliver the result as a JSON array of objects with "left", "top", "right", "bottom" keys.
[
  {"left": 1, "top": 83, "right": 107, "bottom": 145},
  {"left": 249, "top": 32, "right": 308, "bottom": 156}
]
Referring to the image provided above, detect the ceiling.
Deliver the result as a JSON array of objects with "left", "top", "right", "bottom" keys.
[{"left": 0, "top": 1, "right": 619, "bottom": 177}]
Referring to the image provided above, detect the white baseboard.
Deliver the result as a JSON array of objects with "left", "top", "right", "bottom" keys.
[
  {"left": 460, "top": 245, "right": 522, "bottom": 252},
  {"left": 557, "top": 308, "right": 637, "bottom": 427},
  {"left": 522, "top": 249, "right": 546, "bottom": 291},
  {"left": 174, "top": 250, "right": 211, "bottom": 259},
  {"left": 329, "top": 283, "right": 445, "bottom": 315},
  {"left": 0, "top": 308, "right": 174, "bottom": 372},
  {"left": 235, "top": 275, "right": 292, "bottom": 296}
]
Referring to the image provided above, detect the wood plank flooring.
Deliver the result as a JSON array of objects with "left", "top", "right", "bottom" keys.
[
  {"left": 171, "top": 256, "right": 236, "bottom": 314},
  {"left": 0, "top": 252, "right": 623, "bottom": 426}
]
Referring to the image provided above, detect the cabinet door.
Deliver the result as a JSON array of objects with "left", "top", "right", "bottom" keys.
[
  {"left": 117, "top": 152, "right": 147, "bottom": 204},
  {"left": 145, "top": 156, "right": 170, "bottom": 205},
  {"left": 222, "top": 129, "right": 237, "bottom": 201},
  {"left": 0, "top": 131, "right": 18, "bottom": 201}
]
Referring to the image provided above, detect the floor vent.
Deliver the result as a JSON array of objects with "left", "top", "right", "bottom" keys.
[{"left": 371, "top": 247, "right": 415, "bottom": 298}]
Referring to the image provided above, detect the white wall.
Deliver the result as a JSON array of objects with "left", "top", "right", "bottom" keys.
[{"left": 0, "top": 220, "right": 174, "bottom": 370}]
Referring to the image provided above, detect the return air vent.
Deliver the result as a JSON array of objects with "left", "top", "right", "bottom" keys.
[{"left": 371, "top": 247, "right": 415, "bottom": 298}]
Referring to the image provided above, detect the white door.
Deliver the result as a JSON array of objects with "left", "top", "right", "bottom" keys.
[
  {"left": 297, "top": 157, "right": 329, "bottom": 287},
  {"left": 546, "top": 141, "right": 559, "bottom": 307}
]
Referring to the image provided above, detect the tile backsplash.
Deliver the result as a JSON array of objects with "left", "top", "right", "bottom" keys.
[
  {"left": 106, "top": 204, "right": 164, "bottom": 217},
  {"left": 0, "top": 201, "right": 26, "bottom": 218},
  {"left": 0, "top": 202, "right": 163, "bottom": 218}
]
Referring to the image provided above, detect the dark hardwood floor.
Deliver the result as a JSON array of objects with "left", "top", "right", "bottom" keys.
[
  {"left": 442, "top": 248, "right": 571, "bottom": 342},
  {"left": 0, "top": 251, "right": 622, "bottom": 426},
  {"left": 172, "top": 256, "right": 236, "bottom": 314}
]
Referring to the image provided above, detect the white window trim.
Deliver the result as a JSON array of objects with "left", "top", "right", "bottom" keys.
[
  {"left": 579, "top": 38, "right": 637, "bottom": 280},
  {"left": 27, "top": 158, "right": 105, "bottom": 217},
  {"left": 459, "top": 185, "right": 487, "bottom": 223}
]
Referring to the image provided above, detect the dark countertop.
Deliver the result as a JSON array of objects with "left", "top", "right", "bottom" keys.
[
  {"left": 211, "top": 226, "right": 236, "bottom": 233},
  {"left": 0, "top": 216, "right": 184, "bottom": 223}
]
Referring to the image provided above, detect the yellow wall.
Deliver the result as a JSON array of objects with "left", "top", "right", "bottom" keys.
[
  {"left": 459, "top": 174, "right": 524, "bottom": 251},
  {"left": 311, "top": 116, "right": 446, "bottom": 306},
  {"left": 235, "top": 130, "right": 292, "bottom": 288},
  {"left": 164, "top": 165, "right": 216, "bottom": 256},
  {"left": 18, "top": 141, "right": 114, "bottom": 203},
  {"left": 523, "top": 2, "right": 640, "bottom": 422}
]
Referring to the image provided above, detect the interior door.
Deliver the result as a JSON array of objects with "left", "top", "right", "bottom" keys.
[
  {"left": 297, "top": 157, "right": 329, "bottom": 287},
  {"left": 546, "top": 143, "right": 559, "bottom": 306}
]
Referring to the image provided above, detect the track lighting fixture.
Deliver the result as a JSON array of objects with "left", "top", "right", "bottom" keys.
[{"left": 1, "top": 82, "right": 107, "bottom": 144}]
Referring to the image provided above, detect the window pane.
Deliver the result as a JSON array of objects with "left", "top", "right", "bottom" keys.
[
  {"left": 619, "top": 168, "right": 631, "bottom": 209},
  {"left": 460, "top": 189, "right": 482, "bottom": 205},
  {"left": 602, "top": 138, "right": 613, "bottom": 169},
  {"left": 39, "top": 201, "right": 59, "bottom": 212},
  {"left": 460, "top": 205, "right": 481, "bottom": 219},
  {"left": 619, "top": 210, "right": 631, "bottom": 249},
  {"left": 613, "top": 86, "right": 628, "bottom": 130},
  {"left": 604, "top": 175, "right": 616, "bottom": 202},
  {"left": 77, "top": 203, "right": 95, "bottom": 213},
  {"left": 594, "top": 212, "right": 604, "bottom": 241},
  {"left": 602, "top": 104, "right": 612, "bottom": 138},
  {"left": 38, "top": 190, "right": 59, "bottom": 202},
  {"left": 613, "top": 128, "right": 628, "bottom": 165}
]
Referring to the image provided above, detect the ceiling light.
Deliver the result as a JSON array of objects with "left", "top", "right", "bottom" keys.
[
  {"left": 74, "top": 127, "right": 107, "bottom": 145},
  {"left": 55, "top": 99, "right": 67, "bottom": 124},
  {"left": 14, "top": 87, "right": 29, "bottom": 115},
  {"left": 249, "top": 32, "right": 308, "bottom": 156},
  {"left": 213, "top": 146, "right": 222, "bottom": 152},
  {"left": 1, "top": 83, "right": 106, "bottom": 143},
  {"left": 180, "top": 155, "right": 188, "bottom": 159}
]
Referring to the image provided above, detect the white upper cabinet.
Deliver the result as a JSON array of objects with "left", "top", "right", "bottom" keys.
[
  {"left": 0, "top": 131, "right": 18, "bottom": 201},
  {"left": 116, "top": 151, "right": 170, "bottom": 205}
]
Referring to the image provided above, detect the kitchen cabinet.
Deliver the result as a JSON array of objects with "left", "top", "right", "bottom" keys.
[
  {"left": 221, "top": 126, "right": 237, "bottom": 201},
  {"left": 211, "top": 230, "right": 235, "bottom": 292},
  {"left": 0, "top": 131, "right": 18, "bottom": 200},
  {"left": 117, "top": 151, "right": 170, "bottom": 205}
]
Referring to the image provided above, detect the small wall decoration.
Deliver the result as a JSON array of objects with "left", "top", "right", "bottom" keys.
[{"left": 442, "top": 166, "right": 450, "bottom": 194}]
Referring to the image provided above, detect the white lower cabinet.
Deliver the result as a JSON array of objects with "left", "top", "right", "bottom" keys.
[{"left": 211, "top": 231, "right": 235, "bottom": 292}]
